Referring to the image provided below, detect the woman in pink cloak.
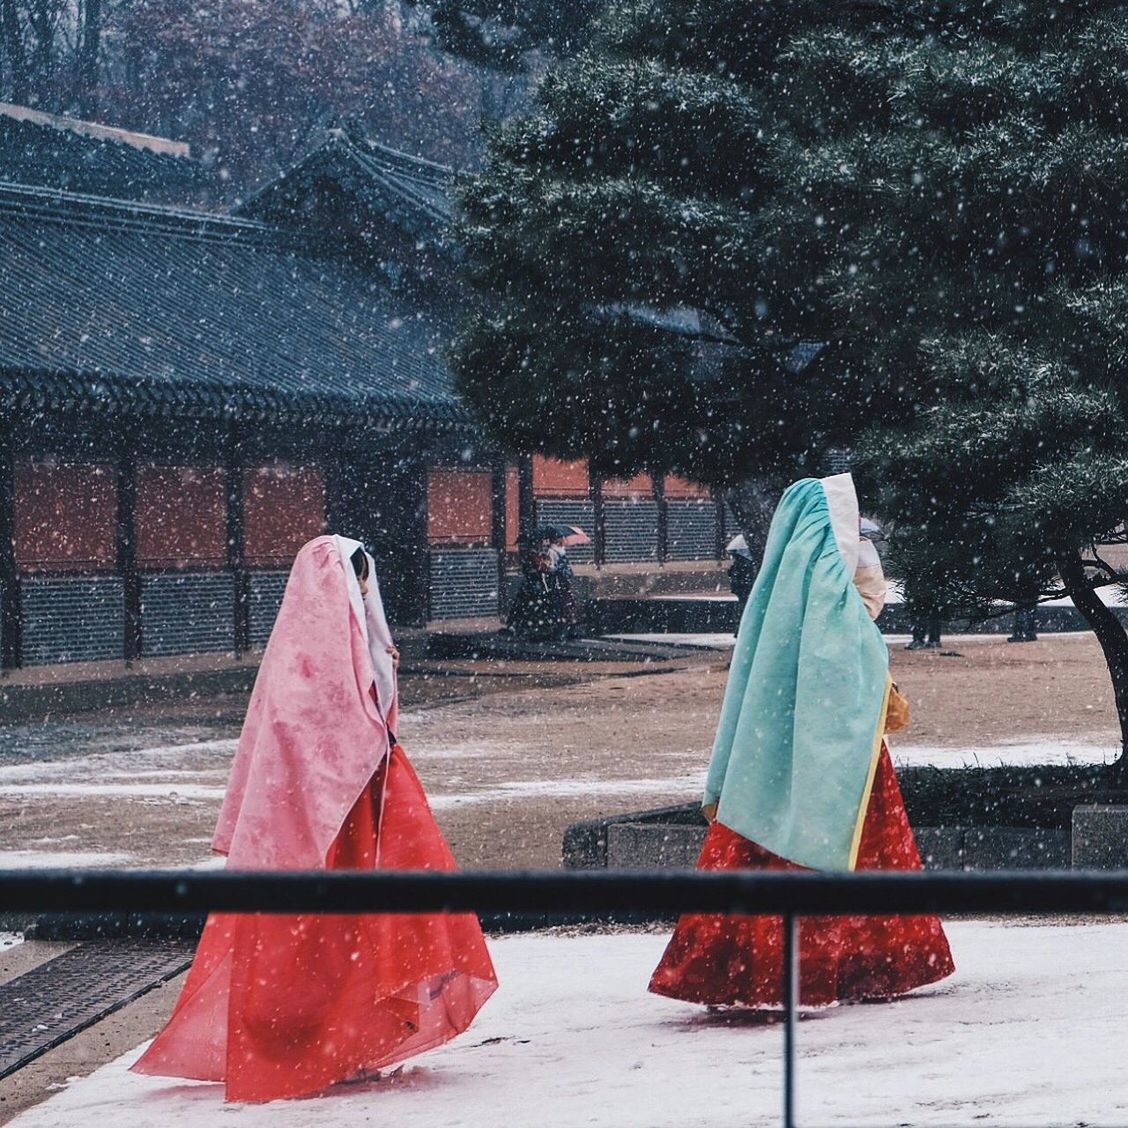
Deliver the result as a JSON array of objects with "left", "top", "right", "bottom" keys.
[{"left": 133, "top": 534, "right": 498, "bottom": 1102}]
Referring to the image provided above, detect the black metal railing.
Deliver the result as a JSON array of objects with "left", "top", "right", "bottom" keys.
[{"left": 5, "top": 866, "right": 1128, "bottom": 1128}]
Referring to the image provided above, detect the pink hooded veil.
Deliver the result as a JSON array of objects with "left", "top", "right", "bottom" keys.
[{"left": 213, "top": 534, "right": 397, "bottom": 868}]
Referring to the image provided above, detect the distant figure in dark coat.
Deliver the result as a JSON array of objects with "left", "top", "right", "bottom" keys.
[
  {"left": 726, "top": 535, "right": 757, "bottom": 634},
  {"left": 1008, "top": 598, "right": 1039, "bottom": 643}
]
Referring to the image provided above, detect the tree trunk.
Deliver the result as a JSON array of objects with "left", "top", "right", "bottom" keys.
[
  {"left": 1058, "top": 552, "right": 1128, "bottom": 772},
  {"left": 723, "top": 473, "right": 787, "bottom": 572}
]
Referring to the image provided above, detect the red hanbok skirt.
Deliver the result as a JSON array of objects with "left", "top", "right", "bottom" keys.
[
  {"left": 649, "top": 744, "right": 954, "bottom": 1008},
  {"left": 133, "top": 745, "right": 498, "bottom": 1102}
]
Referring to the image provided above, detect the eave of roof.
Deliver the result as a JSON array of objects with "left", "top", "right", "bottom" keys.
[
  {"left": 0, "top": 179, "right": 283, "bottom": 243},
  {"left": 0, "top": 183, "right": 469, "bottom": 429}
]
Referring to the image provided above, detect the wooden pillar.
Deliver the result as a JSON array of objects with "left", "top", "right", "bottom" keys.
[
  {"left": 115, "top": 437, "right": 142, "bottom": 663},
  {"left": 226, "top": 426, "right": 250, "bottom": 657},
  {"left": 379, "top": 453, "right": 429, "bottom": 627},
  {"left": 491, "top": 458, "right": 508, "bottom": 615},
  {"left": 713, "top": 488, "right": 728, "bottom": 561},
  {"left": 653, "top": 474, "right": 669, "bottom": 564},
  {"left": 517, "top": 455, "right": 535, "bottom": 540},
  {"left": 0, "top": 428, "right": 21, "bottom": 671},
  {"left": 332, "top": 441, "right": 430, "bottom": 628},
  {"left": 590, "top": 470, "right": 606, "bottom": 568},
  {"left": 324, "top": 449, "right": 351, "bottom": 536}
]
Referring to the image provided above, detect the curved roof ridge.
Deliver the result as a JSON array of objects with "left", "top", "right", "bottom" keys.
[{"left": 0, "top": 179, "right": 302, "bottom": 248}]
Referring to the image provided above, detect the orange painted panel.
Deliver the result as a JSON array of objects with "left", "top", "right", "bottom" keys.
[
  {"left": 244, "top": 465, "right": 326, "bottom": 567},
  {"left": 532, "top": 456, "right": 589, "bottom": 497},
  {"left": 137, "top": 465, "right": 227, "bottom": 568},
  {"left": 427, "top": 468, "right": 493, "bottom": 546},
  {"left": 14, "top": 460, "right": 116, "bottom": 571},
  {"left": 664, "top": 474, "right": 711, "bottom": 498},
  {"left": 602, "top": 472, "right": 652, "bottom": 498}
]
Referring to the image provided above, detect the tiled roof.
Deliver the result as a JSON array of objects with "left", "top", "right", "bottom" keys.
[
  {"left": 0, "top": 104, "right": 209, "bottom": 205},
  {"left": 0, "top": 182, "right": 464, "bottom": 425},
  {"left": 238, "top": 129, "right": 453, "bottom": 244}
]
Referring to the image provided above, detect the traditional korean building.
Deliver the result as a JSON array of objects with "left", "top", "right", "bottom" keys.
[
  {"left": 0, "top": 115, "right": 726, "bottom": 669},
  {"left": 244, "top": 131, "right": 728, "bottom": 564}
]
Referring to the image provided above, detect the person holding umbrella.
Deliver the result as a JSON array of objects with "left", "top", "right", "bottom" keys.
[
  {"left": 545, "top": 525, "right": 587, "bottom": 640},
  {"left": 506, "top": 525, "right": 589, "bottom": 640},
  {"left": 505, "top": 529, "right": 554, "bottom": 639}
]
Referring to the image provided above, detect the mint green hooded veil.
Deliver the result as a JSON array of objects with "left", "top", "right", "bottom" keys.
[{"left": 705, "top": 474, "right": 891, "bottom": 872}]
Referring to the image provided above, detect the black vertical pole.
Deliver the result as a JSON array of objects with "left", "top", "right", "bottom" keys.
[
  {"left": 0, "top": 424, "right": 21, "bottom": 671},
  {"left": 590, "top": 470, "right": 606, "bottom": 568},
  {"left": 653, "top": 474, "right": 668, "bottom": 564},
  {"left": 517, "top": 455, "right": 535, "bottom": 541},
  {"left": 713, "top": 487, "right": 727, "bottom": 561},
  {"left": 324, "top": 449, "right": 344, "bottom": 534},
  {"left": 782, "top": 912, "right": 799, "bottom": 1128},
  {"left": 367, "top": 445, "right": 429, "bottom": 628},
  {"left": 405, "top": 456, "right": 431, "bottom": 627},
  {"left": 226, "top": 424, "right": 250, "bottom": 657},
  {"left": 116, "top": 435, "right": 141, "bottom": 664},
  {"left": 490, "top": 458, "right": 508, "bottom": 617}
]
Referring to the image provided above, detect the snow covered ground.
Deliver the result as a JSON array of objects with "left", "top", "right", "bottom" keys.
[
  {"left": 891, "top": 740, "right": 1118, "bottom": 769},
  {"left": 0, "top": 931, "right": 22, "bottom": 950},
  {"left": 10, "top": 922, "right": 1128, "bottom": 1128},
  {"left": 653, "top": 581, "right": 1128, "bottom": 609},
  {"left": 0, "top": 850, "right": 132, "bottom": 868},
  {"left": 612, "top": 631, "right": 1100, "bottom": 650},
  {"left": 610, "top": 632, "right": 737, "bottom": 648}
]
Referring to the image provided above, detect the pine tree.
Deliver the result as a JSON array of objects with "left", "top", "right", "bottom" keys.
[
  {"left": 454, "top": 0, "right": 897, "bottom": 554},
  {"left": 796, "top": 1, "right": 1128, "bottom": 760},
  {"left": 457, "top": 0, "right": 1128, "bottom": 757}
]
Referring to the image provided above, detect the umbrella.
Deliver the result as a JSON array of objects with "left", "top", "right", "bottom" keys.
[
  {"left": 860, "top": 517, "right": 885, "bottom": 541},
  {"left": 533, "top": 524, "right": 591, "bottom": 546}
]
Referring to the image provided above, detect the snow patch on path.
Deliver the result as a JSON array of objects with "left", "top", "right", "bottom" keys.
[
  {"left": 429, "top": 773, "right": 706, "bottom": 809},
  {"left": 9, "top": 922, "right": 1128, "bottom": 1127},
  {"left": 894, "top": 740, "right": 1116, "bottom": 768},
  {"left": 0, "top": 850, "right": 132, "bottom": 868},
  {"left": 0, "top": 783, "right": 225, "bottom": 801},
  {"left": 609, "top": 632, "right": 736, "bottom": 649}
]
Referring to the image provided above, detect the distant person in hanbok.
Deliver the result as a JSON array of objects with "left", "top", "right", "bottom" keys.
[
  {"left": 506, "top": 531, "right": 557, "bottom": 639},
  {"left": 649, "top": 474, "right": 954, "bottom": 1008},
  {"left": 134, "top": 535, "right": 498, "bottom": 1102},
  {"left": 547, "top": 535, "right": 580, "bottom": 639}
]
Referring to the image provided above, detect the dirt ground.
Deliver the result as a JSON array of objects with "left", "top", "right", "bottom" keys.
[
  {"left": 889, "top": 632, "right": 1120, "bottom": 747},
  {"left": 0, "top": 633, "right": 1120, "bottom": 873}
]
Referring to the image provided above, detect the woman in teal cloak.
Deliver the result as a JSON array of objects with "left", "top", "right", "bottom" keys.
[{"left": 649, "top": 474, "right": 954, "bottom": 1007}]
